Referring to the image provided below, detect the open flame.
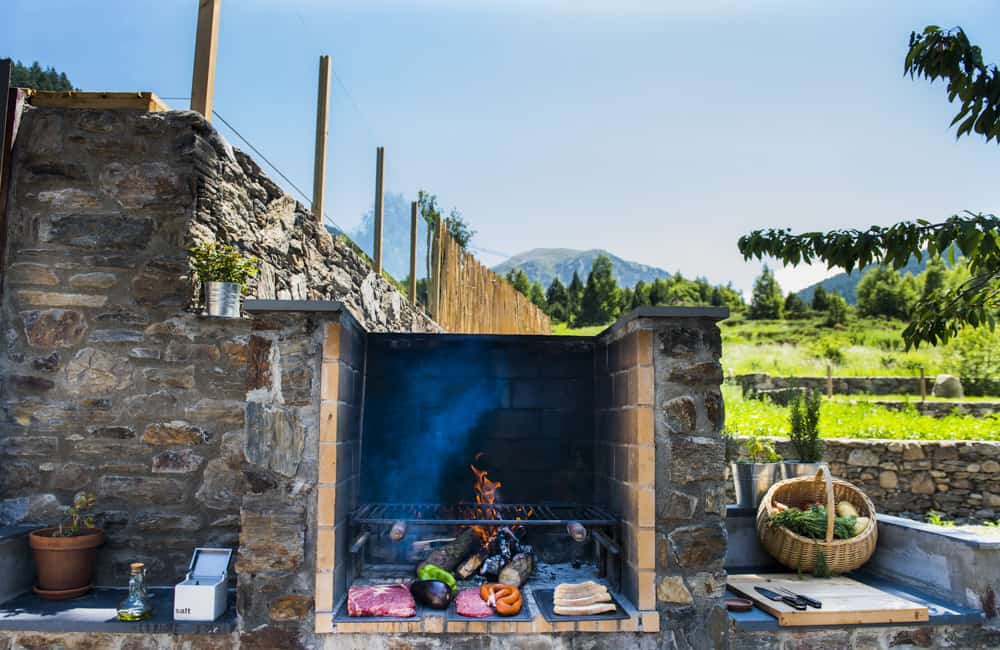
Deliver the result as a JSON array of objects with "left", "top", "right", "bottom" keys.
[{"left": 470, "top": 454, "right": 502, "bottom": 544}]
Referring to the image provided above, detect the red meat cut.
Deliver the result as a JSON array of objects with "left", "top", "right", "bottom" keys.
[
  {"left": 347, "top": 584, "right": 416, "bottom": 617},
  {"left": 455, "top": 588, "right": 492, "bottom": 617}
]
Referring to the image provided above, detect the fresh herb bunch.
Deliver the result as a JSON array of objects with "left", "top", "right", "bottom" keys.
[
  {"left": 789, "top": 389, "right": 823, "bottom": 462},
  {"left": 770, "top": 505, "right": 856, "bottom": 540},
  {"left": 189, "top": 242, "right": 259, "bottom": 290},
  {"left": 54, "top": 493, "right": 98, "bottom": 537}
]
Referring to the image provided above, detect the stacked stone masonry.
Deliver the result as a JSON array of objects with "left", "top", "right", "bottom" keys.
[{"left": 733, "top": 438, "right": 1000, "bottom": 520}]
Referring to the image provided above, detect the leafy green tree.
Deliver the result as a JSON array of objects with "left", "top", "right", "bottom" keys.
[
  {"left": 921, "top": 256, "right": 947, "bottom": 300},
  {"left": 855, "top": 266, "right": 918, "bottom": 320},
  {"left": 945, "top": 326, "right": 1000, "bottom": 395},
  {"left": 648, "top": 278, "right": 668, "bottom": 306},
  {"left": 710, "top": 286, "right": 726, "bottom": 307},
  {"left": 740, "top": 26, "right": 1000, "bottom": 347},
  {"left": 505, "top": 269, "right": 531, "bottom": 295},
  {"left": 632, "top": 280, "right": 651, "bottom": 308},
  {"left": 784, "top": 292, "right": 809, "bottom": 319},
  {"left": 567, "top": 271, "right": 584, "bottom": 321},
  {"left": 10, "top": 60, "right": 74, "bottom": 91},
  {"left": 546, "top": 277, "right": 570, "bottom": 322},
  {"left": 748, "top": 266, "right": 784, "bottom": 320},
  {"left": 575, "top": 255, "right": 619, "bottom": 326},
  {"left": 529, "top": 281, "right": 547, "bottom": 310},
  {"left": 811, "top": 285, "right": 830, "bottom": 311},
  {"left": 824, "top": 294, "right": 849, "bottom": 327}
]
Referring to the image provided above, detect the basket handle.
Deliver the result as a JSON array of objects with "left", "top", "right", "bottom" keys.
[{"left": 813, "top": 464, "right": 835, "bottom": 543}]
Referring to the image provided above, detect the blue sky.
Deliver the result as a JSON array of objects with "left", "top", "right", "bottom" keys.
[{"left": 5, "top": 0, "right": 1000, "bottom": 295}]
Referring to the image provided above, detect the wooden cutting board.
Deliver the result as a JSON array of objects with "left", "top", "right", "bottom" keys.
[{"left": 727, "top": 573, "right": 929, "bottom": 626}]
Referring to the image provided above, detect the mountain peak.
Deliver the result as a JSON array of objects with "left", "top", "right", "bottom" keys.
[{"left": 493, "top": 248, "right": 671, "bottom": 288}]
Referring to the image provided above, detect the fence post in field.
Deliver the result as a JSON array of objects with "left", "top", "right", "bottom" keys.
[
  {"left": 826, "top": 364, "right": 833, "bottom": 399},
  {"left": 409, "top": 201, "right": 418, "bottom": 304},
  {"left": 190, "top": 0, "right": 222, "bottom": 121},
  {"left": 312, "top": 55, "right": 331, "bottom": 226},
  {"left": 373, "top": 146, "right": 385, "bottom": 274},
  {"left": 920, "top": 367, "right": 926, "bottom": 402}
]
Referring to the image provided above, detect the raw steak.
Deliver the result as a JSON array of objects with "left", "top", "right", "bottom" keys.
[
  {"left": 455, "top": 588, "right": 492, "bottom": 617},
  {"left": 347, "top": 584, "right": 416, "bottom": 617}
]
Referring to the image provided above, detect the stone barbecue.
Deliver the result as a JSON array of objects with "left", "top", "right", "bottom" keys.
[{"left": 0, "top": 102, "right": 730, "bottom": 647}]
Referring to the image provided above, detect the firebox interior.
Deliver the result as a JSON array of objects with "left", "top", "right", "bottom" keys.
[{"left": 345, "top": 333, "right": 627, "bottom": 612}]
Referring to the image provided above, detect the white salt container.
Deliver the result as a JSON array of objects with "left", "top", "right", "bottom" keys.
[{"left": 173, "top": 547, "right": 233, "bottom": 622}]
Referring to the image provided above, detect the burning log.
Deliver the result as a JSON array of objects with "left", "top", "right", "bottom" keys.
[
  {"left": 390, "top": 520, "right": 408, "bottom": 542},
  {"left": 480, "top": 554, "right": 505, "bottom": 578},
  {"left": 417, "top": 527, "right": 480, "bottom": 574},
  {"left": 456, "top": 547, "right": 489, "bottom": 579},
  {"left": 498, "top": 552, "right": 534, "bottom": 588},
  {"left": 566, "top": 521, "right": 588, "bottom": 542}
]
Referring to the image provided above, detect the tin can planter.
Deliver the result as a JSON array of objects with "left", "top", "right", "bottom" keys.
[
  {"left": 205, "top": 281, "right": 241, "bottom": 318},
  {"left": 29, "top": 527, "right": 104, "bottom": 600},
  {"left": 731, "top": 462, "right": 780, "bottom": 508}
]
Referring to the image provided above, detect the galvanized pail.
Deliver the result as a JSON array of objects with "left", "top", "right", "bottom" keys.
[
  {"left": 205, "top": 282, "right": 241, "bottom": 318},
  {"left": 731, "top": 462, "right": 779, "bottom": 508}
]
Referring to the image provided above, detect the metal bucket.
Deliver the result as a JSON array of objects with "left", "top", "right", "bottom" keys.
[
  {"left": 205, "top": 281, "right": 241, "bottom": 318},
  {"left": 730, "top": 462, "right": 779, "bottom": 508},
  {"left": 780, "top": 461, "right": 825, "bottom": 480}
]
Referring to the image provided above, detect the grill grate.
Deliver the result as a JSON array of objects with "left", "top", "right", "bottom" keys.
[{"left": 350, "top": 502, "right": 617, "bottom": 527}]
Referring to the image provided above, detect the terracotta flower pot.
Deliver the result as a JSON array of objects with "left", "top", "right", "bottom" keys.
[{"left": 29, "top": 527, "right": 104, "bottom": 599}]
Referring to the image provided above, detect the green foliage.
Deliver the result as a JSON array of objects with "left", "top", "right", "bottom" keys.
[
  {"left": 809, "top": 336, "right": 846, "bottom": 365},
  {"left": 748, "top": 266, "right": 784, "bottom": 320},
  {"left": 188, "top": 242, "right": 258, "bottom": 290},
  {"left": 788, "top": 390, "right": 823, "bottom": 461},
  {"left": 811, "top": 285, "right": 830, "bottom": 311},
  {"left": 575, "top": 254, "right": 620, "bottom": 326},
  {"left": 744, "top": 433, "right": 781, "bottom": 463},
  {"left": 505, "top": 268, "right": 531, "bottom": 295},
  {"left": 944, "top": 326, "right": 1000, "bottom": 395},
  {"left": 417, "top": 190, "right": 475, "bottom": 251},
  {"left": 814, "top": 549, "right": 831, "bottom": 579},
  {"left": 545, "top": 277, "right": 570, "bottom": 322},
  {"left": 10, "top": 60, "right": 74, "bottom": 91},
  {"left": 723, "top": 384, "right": 1000, "bottom": 441},
  {"left": 855, "top": 266, "right": 919, "bottom": 319},
  {"left": 567, "top": 271, "right": 584, "bottom": 321},
  {"left": 926, "top": 511, "right": 955, "bottom": 527},
  {"left": 55, "top": 493, "right": 97, "bottom": 538},
  {"left": 770, "top": 505, "right": 856, "bottom": 541},
  {"left": 529, "top": 281, "right": 547, "bottom": 310},
  {"left": 784, "top": 292, "right": 809, "bottom": 319},
  {"left": 825, "top": 294, "right": 849, "bottom": 326},
  {"left": 905, "top": 26, "right": 1000, "bottom": 144},
  {"left": 921, "top": 256, "right": 947, "bottom": 300}
]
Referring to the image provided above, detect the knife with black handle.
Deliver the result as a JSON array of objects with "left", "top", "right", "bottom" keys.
[
  {"left": 775, "top": 586, "right": 822, "bottom": 609},
  {"left": 754, "top": 586, "right": 807, "bottom": 610}
]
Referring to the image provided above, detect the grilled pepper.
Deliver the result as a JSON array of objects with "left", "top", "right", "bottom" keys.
[{"left": 418, "top": 563, "right": 457, "bottom": 594}]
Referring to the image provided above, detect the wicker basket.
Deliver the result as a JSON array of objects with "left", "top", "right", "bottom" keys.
[{"left": 756, "top": 465, "right": 877, "bottom": 573}]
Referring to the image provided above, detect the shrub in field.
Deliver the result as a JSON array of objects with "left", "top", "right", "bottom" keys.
[
  {"left": 789, "top": 390, "right": 823, "bottom": 461},
  {"left": 945, "top": 327, "right": 1000, "bottom": 396},
  {"left": 810, "top": 336, "right": 846, "bottom": 365},
  {"left": 824, "top": 295, "right": 849, "bottom": 326}
]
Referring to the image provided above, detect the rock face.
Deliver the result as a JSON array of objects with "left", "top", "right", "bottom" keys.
[
  {"left": 0, "top": 105, "right": 438, "bottom": 593},
  {"left": 933, "top": 374, "right": 964, "bottom": 398}
]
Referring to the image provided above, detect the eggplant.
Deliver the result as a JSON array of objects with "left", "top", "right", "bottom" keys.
[{"left": 410, "top": 580, "right": 453, "bottom": 609}]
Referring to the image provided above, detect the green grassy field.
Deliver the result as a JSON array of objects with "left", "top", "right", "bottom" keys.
[
  {"left": 554, "top": 314, "right": 945, "bottom": 376},
  {"left": 723, "top": 385, "right": 1000, "bottom": 441}
]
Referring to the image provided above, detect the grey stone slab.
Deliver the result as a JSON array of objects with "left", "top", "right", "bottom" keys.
[
  {"left": 0, "top": 586, "right": 235, "bottom": 634},
  {"left": 244, "top": 299, "right": 345, "bottom": 313}
]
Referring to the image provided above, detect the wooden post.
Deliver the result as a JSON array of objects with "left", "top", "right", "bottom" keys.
[
  {"left": 0, "top": 59, "right": 11, "bottom": 187},
  {"left": 191, "top": 0, "right": 222, "bottom": 120},
  {"left": 409, "top": 201, "right": 418, "bottom": 303},
  {"left": 373, "top": 146, "right": 385, "bottom": 274},
  {"left": 920, "top": 367, "right": 926, "bottom": 402},
  {"left": 312, "top": 55, "right": 331, "bottom": 225},
  {"left": 826, "top": 364, "right": 833, "bottom": 399}
]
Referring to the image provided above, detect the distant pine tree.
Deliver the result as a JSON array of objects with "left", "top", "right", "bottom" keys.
[
  {"left": 567, "top": 271, "right": 584, "bottom": 321},
  {"left": 575, "top": 255, "right": 619, "bottom": 326},
  {"left": 529, "top": 281, "right": 546, "bottom": 310},
  {"left": 10, "top": 60, "right": 75, "bottom": 91},
  {"left": 784, "top": 292, "right": 809, "bottom": 319},
  {"left": 811, "top": 285, "right": 830, "bottom": 311},
  {"left": 748, "top": 266, "right": 784, "bottom": 320},
  {"left": 546, "top": 277, "right": 569, "bottom": 322}
]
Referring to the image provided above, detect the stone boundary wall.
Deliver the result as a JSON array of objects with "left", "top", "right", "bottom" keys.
[
  {"left": 841, "top": 399, "right": 1000, "bottom": 418},
  {"left": 735, "top": 373, "right": 923, "bottom": 396},
  {"left": 732, "top": 437, "right": 1000, "bottom": 520}
]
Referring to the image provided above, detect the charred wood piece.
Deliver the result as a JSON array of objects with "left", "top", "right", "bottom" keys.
[
  {"left": 418, "top": 527, "right": 479, "bottom": 573},
  {"left": 498, "top": 552, "right": 534, "bottom": 587}
]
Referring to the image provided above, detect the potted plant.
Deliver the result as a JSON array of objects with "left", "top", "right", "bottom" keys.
[
  {"left": 782, "top": 389, "right": 825, "bottom": 479},
  {"left": 730, "top": 433, "right": 782, "bottom": 508},
  {"left": 189, "top": 242, "right": 258, "bottom": 318},
  {"left": 29, "top": 493, "right": 103, "bottom": 600}
]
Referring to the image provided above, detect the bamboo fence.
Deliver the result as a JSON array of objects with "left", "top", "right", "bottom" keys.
[{"left": 427, "top": 222, "right": 550, "bottom": 334}]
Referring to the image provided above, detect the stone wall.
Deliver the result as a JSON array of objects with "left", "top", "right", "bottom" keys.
[
  {"left": 595, "top": 308, "right": 730, "bottom": 648},
  {"left": 0, "top": 105, "right": 435, "bottom": 588},
  {"left": 732, "top": 438, "right": 1000, "bottom": 521},
  {"left": 736, "top": 373, "right": 923, "bottom": 396}
]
